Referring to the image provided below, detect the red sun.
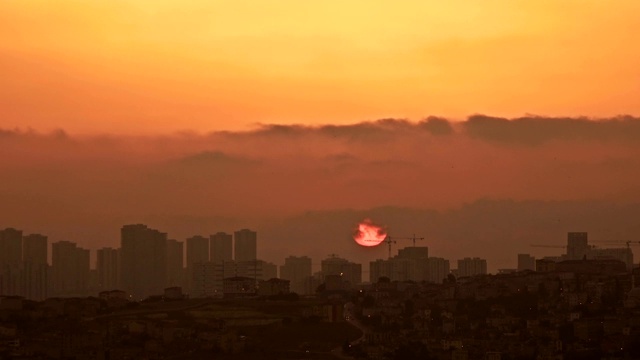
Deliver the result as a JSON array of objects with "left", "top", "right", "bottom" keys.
[{"left": 353, "top": 219, "right": 387, "bottom": 247}]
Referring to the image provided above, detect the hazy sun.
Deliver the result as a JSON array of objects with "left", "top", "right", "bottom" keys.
[{"left": 353, "top": 219, "right": 387, "bottom": 247}]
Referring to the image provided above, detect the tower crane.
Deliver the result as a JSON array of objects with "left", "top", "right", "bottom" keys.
[
  {"left": 383, "top": 234, "right": 425, "bottom": 259},
  {"left": 591, "top": 240, "right": 640, "bottom": 249}
]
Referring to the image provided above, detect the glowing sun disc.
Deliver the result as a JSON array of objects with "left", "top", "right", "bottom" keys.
[{"left": 353, "top": 219, "right": 387, "bottom": 247}]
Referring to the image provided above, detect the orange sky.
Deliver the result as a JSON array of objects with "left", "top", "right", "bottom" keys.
[{"left": 1, "top": 1, "right": 639, "bottom": 134}]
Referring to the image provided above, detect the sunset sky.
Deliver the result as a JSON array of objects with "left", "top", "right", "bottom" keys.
[
  {"left": 2, "top": 0, "right": 639, "bottom": 133},
  {"left": 2, "top": 1, "right": 640, "bottom": 269}
]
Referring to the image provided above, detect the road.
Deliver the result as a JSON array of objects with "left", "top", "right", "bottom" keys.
[{"left": 329, "top": 305, "right": 368, "bottom": 359}]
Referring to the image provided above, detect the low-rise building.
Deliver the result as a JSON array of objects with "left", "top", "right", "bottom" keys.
[
  {"left": 257, "top": 278, "right": 290, "bottom": 296},
  {"left": 223, "top": 277, "right": 256, "bottom": 298}
]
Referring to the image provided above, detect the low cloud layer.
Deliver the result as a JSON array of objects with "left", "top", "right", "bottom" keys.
[
  {"left": 2, "top": 115, "right": 640, "bottom": 268},
  {"left": 464, "top": 115, "right": 640, "bottom": 145}
]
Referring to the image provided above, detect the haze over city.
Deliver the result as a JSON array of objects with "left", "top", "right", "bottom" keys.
[
  {"left": 2, "top": 2, "right": 640, "bottom": 358},
  {"left": 2, "top": 0, "right": 640, "bottom": 271}
]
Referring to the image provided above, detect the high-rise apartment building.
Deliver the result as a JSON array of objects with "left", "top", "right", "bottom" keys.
[
  {"left": 370, "top": 258, "right": 415, "bottom": 283},
  {"left": 210, "top": 232, "right": 233, "bottom": 262},
  {"left": 234, "top": 229, "right": 257, "bottom": 261},
  {"left": 166, "top": 239, "right": 184, "bottom": 287},
  {"left": 51, "top": 241, "right": 90, "bottom": 297},
  {"left": 0, "top": 228, "right": 24, "bottom": 297},
  {"left": 97, "top": 247, "right": 119, "bottom": 291},
  {"left": 191, "top": 261, "right": 223, "bottom": 298},
  {"left": 0, "top": 228, "right": 23, "bottom": 265},
  {"left": 23, "top": 234, "right": 47, "bottom": 265},
  {"left": 223, "top": 260, "right": 276, "bottom": 280},
  {"left": 397, "top": 246, "right": 429, "bottom": 281},
  {"left": 426, "top": 257, "right": 450, "bottom": 284},
  {"left": 22, "top": 234, "right": 48, "bottom": 300},
  {"left": 369, "top": 246, "right": 429, "bottom": 283},
  {"left": 186, "top": 235, "right": 209, "bottom": 267},
  {"left": 589, "top": 247, "right": 634, "bottom": 270},
  {"left": 397, "top": 246, "right": 429, "bottom": 259},
  {"left": 457, "top": 257, "right": 487, "bottom": 278},
  {"left": 120, "top": 224, "right": 168, "bottom": 299},
  {"left": 321, "top": 255, "right": 362, "bottom": 287},
  {"left": 567, "top": 232, "right": 589, "bottom": 260},
  {"left": 186, "top": 235, "right": 209, "bottom": 294},
  {"left": 517, "top": 254, "right": 536, "bottom": 272},
  {"left": 190, "top": 259, "right": 277, "bottom": 298},
  {"left": 280, "top": 256, "right": 312, "bottom": 294}
]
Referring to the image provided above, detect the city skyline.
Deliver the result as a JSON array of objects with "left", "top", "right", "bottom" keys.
[
  {"left": 2, "top": 0, "right": 639, "bottom": 283},
  {"left": 2, "top": 224, "right": 637, "bottom": 299},
  {"left": 2, "top": 1, "right": 640, "bottom": 357},
  {"left": 2, "top": 200, "right": 640, "bottom": 274}
]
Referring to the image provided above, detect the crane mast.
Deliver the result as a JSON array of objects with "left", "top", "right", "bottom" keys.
[{"left": 384, "top": 234, "right": 425, "bottom": 259}]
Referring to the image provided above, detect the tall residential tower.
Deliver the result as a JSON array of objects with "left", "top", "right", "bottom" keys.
[{"left": 120, "top": 224, "right": 168, "bottom": 299}]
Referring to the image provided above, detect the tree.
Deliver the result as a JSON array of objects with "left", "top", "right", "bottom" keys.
[
  {"left": 538, "top": 283, "right": 549, "bottom": 300},
  {"left": 362, "top": 295, "right": 375, "bottom": 308}
]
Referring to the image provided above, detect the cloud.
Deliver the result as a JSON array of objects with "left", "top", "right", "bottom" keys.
[
  {"left": 215, "top": 115, "right": 640, "bottom": 147},
  {"left": 0, "top": 128, "right": 70, "bottom": 142},
  {"left": 463, "top": 114, "right": 640, "bottom": 145},
  {"left": 418, "top": 116, "right": 454, "bottom": 136},
  {"left": 2, "top": 115, "right": 640, "bottom": 256},
  {"left": 234, "top": 117, "right": 446, "bottom": 143}
]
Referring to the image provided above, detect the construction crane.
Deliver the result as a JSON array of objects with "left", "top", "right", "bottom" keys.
[
  {"left": 383, "top": 236, "right": 396, "bottom": 259},
  {"left": 591, "top": 240, "right": 640, "bottom": 249},
  {"left": 383, "top": 234, "right": 425, "bottom": 259}
]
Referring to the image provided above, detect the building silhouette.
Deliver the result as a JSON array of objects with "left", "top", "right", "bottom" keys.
[
  {"left": 369, "top": 246, "right": 429, "bottom": 283},
  {"left": 258, "top": 278, "right": 290, "bottom": 296},
  {"left": 0, "top": 228, "right": 22, "bottom": 265},
  {"left": 210, "top": 232, "right": 233, "bottom": 262},
  {"left": 0, "top": 228, "right": 24, "bottom": 297},
  {"left": 398, "top": 246, "right": 429, "bottom": 259},
  {"left": 96, "top": 247, "right": 119, "bottom": 291},
  {"left": 23, "top": 234, "right": 47, "bottom": 265},
  {"left": 567, "top": 232, "right": 589, "bottom": 260},
  {"left": 234, "top": 229, "right": 257, "bottom": 261},
  {"left": 280, "top": 256, "right": 312, "bottom": 294},
  {"left": 457, "top": 257, "right": 487, "bottom": 278},
  {"left": 189, "top": 229, "right": 277, "bottom": 298},
  {"left": 166, "top": 239, "right": 184, "bottom": 288},
  {"left": 191, "top": 259, "right": 277, "bottom": 298},
  {"left": 22, "top": 233, "right": 48, "bottom": 300},
  {"left": 186, "top": 235, "right": 209, "bottom": 294},
  {"left": 52, "top": 241, "right": 90, "bottom": 297},
  {"left": 223, "top": 276, "right": 257, "bottom": 298},
  {"left": 120, "top": 224, "right": 167, "bottom": 300},
  {"left": 186, "top": 235, "right": 209, "bottom": 267},
  {"left": 321, "top": 255, "right": 362, "bottom": 288},
  {"left": 517, "top": 254, "right": 536, "bottom": 272},
  {"left": 370, "top": 258, "right": 413, "bottom": 283},
  {"left": 191, "top": 261, "right": 222, "bottom": 298},
  {"left": 589, "top": 247, "right": 633, "bottom": 270},
  {"left": 426, "top": 257, "right": 450, "bottom": 284}
]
